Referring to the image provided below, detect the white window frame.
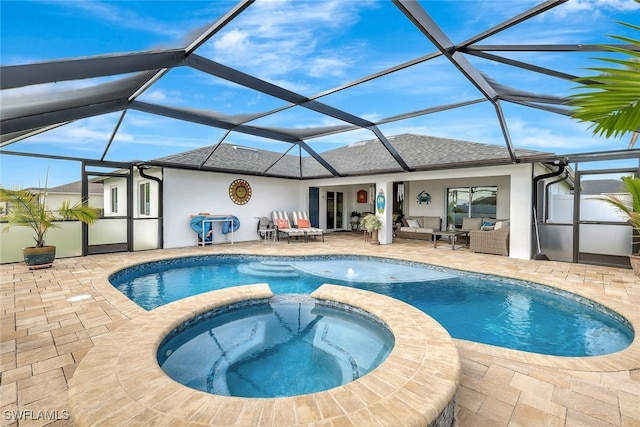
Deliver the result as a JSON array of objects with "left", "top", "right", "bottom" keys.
[
  {"left": 110, "top": 186, "right": 118, "bottom": 214},
  {"left": 139, "top": 181, "right": 151, "bottom": 216}
]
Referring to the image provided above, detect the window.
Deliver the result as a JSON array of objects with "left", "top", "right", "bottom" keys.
[
  {"left": 446, "top": 186, "right": 497, "bottom": 228},
  {"left": 110, "top": 186, "right": 118, "bottom": 213},
  {"left": 139, "top": 182, "right": 151, "bottom": 216}
]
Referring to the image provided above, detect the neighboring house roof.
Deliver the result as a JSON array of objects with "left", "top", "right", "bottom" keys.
[
  {"left": 44, "top": 181, "right": 103, "bottom": 195},
  {"left": 580, "top": 179, "right": 626, "bottom": 195},
  {"left": 153, "top": 133, "right": 554, "bottom": 179}
]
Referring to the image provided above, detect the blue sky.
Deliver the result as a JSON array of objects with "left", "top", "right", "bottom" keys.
[{"left": 1, "top": 0, "right": 639, "bottom": 188}]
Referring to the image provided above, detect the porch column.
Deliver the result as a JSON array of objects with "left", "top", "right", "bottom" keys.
[{"left": 376, "top": 180, "right": 394, "bottom": 245}]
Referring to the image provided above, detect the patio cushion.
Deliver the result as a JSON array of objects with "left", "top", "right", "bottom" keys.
[
  {"left": 461, "top": 217, "right": 483, "bottom": 231},
  {"left": 481, "top": 221, "right": 494, "bottom": 231},
  {"left": 406, "top": 219, "right": 420, "bottom": 228},
  {"left": 275, "top": 219, "right": 290, "bottom": 229},
  {"left": 422, "top": 216, "right": 441, "bottom": 229},
  {"left": 416, "top": 228, "right": 435, "bottom": 233},
  {"left": 298, "top": 219, "right": 310, "bottom": 228}
]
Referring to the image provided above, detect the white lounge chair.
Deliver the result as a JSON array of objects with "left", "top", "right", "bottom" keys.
[
  {"left": 291, "top": 211, "right": 325, "bottom": 242},
  {"left": 272, "top": 211, "right": 306, "bottom": 243}
]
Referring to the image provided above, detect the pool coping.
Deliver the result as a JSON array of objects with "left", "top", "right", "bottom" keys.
[{"left": 68, "top": 284, "right": 461, "bottom": 426}]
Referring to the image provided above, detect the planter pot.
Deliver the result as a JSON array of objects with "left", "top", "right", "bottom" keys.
[
  {"left": 629, "top": 254, "right": 640, "bottom": 277},
  {"left": 363, "top": 230, "right": 379, "bottom": 243},
  {"left": 370, "top": 230, "right": 380, "bottom": 245},
  {"left": 23, "top": 246, "right": 56, "bottom": 269}
]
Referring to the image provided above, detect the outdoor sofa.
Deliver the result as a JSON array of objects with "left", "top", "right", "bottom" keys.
[{"left": 395, "top": 216, "right": 442, "bottom": 241}]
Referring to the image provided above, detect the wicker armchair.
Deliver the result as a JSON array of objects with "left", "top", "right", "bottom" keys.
[{"left": 469, "top": 226, "right": 510, "bottom": 256}]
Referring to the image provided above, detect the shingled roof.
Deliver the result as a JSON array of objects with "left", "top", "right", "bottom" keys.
[
  {"left": 47, "top": 181, "right": 103, "bottom": 194},
  {"left": 153, "top": 133, "right": 552, "bottom": 178}
]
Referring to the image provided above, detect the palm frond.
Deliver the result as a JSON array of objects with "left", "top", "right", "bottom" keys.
[{"left": 569, "top": 21, "right": 640, "bottom": 140}]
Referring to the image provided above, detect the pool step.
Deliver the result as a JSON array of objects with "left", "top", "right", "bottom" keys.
[{"left": 237, "top": 262, "right": 299, "bottom": 278}]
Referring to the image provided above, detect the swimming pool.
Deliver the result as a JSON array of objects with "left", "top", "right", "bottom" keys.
[{"left": 110, "top": 254, "right": 634, "bottom": 357}]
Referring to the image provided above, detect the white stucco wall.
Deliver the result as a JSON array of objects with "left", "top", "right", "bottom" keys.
[
  {"left": 163, "top": 169, "right": 305, "bottom": 248},
  {"left": 305, "top": 163, "right": 534, "bottom": 259}
]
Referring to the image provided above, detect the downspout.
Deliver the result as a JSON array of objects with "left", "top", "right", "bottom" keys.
[
  {"left": 137, "top": 165, "right": 163, "bottom": 248},
  {"left": 532, "top": 158, "right": 568, "bottom": 258},
  {"left": 533, "top": 158, "right": 568, "bottom": 221},
  {"left": 544, "top": 171, "right": 571, "bottom": 221}
]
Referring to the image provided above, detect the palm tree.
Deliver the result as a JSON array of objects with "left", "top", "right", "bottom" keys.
[
  {"left": 569, "top": 21, "right": 640, "bottom": 147},
  {"left": 0, "top": 187, "right": 100, "bottom": 248}
]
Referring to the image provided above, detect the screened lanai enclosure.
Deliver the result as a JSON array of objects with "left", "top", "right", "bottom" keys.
[{"left": 1, "top": 0, "right": 639, "bottom": 266}]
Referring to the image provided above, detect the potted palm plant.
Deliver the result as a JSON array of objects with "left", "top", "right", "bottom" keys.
[
  {"left": 0, "top": 187, "right": 100, "bottom": 269},
  {"left": 360, "top": 213, "right": 382, "bottom": 244}
]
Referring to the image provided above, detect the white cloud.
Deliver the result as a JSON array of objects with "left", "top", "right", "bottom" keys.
[
  {"left": 204, "top": 0, "right": 375, "bottom": 88},
  {"left": 548, "top": 0, "right": 640, "bottom": 19},
  {"left": 140, "top": 89, "right": 183, "bottom": 104},
  {"left": 43, "top": 0, "right": 186, "bottom": 40}
]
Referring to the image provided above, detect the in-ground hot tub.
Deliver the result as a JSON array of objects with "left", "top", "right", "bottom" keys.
[
  {"left": 69, "top": 284, "right": 461, "bottom": 426},
  {"left": 158, "top": 295, "right": 395, "bottom": 398}
]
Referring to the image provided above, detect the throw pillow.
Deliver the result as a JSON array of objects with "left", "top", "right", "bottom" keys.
[
  {"left": 401, "top": 218, "right": 409, "bottom": 227},
  {"left": 481, "top": 221, "right": 494, "bottom": 231},
  {"left": 297, "top": 219, "right": 310, "bottom": 228},
  {"left": 406, "top": 219, "right": 420, "bottom": 228},
  {"left": 494, "top": 221, "right": 503, "bottom": 230},
  {"left": 275, "top": 219, "right": 290, "bottom": 229}
]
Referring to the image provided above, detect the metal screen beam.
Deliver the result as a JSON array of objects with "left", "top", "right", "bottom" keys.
[
  {"left": 186, "top": 55, "right": 374, "bottom": 128},
  {"left": 130, "top": 101, "right": 341, "bottom": 176},
  {"left": 465, "top": 44, "right": 640, "bottom": 52},
  {"left": 1, "top": 100, "right": 129, "bottom": 135},
  {"left": 185, "top": 55, "right": 413, "bottom": 170},
  {"left": 370, "top": 127, "right": 412, "bottom": 171},
  {"left": 393, "top": 0, "right": 498, "bottom": 101},
  {"left": 0, "top": 51, "right": 187, "bottom": 90},
  {"left": 457, "top": 0, "right": 568, "bottom": 48},
  {"left": 131, "top": 101, "right": 299, "bottom": 143}
]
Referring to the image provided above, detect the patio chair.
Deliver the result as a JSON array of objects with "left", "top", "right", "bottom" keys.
[
  {"left": 291, "top": 211, "right": 325, "bottom": 242},
  {"left": 256, "top": 216, "right": 276, "bottom": 242},
  {"left": 469, "top": 225, "right": 510, "bottom": 256},
  {"left": 272, "top": 211, "right": 306, "bottom": 243}
]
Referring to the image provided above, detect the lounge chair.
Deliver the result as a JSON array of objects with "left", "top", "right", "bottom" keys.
[
  {"left": 272, "top": 211, "right": 306, "bottom": 243},
  {"left": 292, "top": 211, "right": 325, "bottom": 242}
]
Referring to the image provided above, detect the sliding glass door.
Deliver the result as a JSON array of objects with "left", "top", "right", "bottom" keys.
[
  {"left": 326, "top": 191, "right": 344, "bottom": 230},
  {"left": 446, "top": 186, "right": 497, "bottom": 229}
]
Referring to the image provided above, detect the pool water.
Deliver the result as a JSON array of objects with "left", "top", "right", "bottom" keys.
[
  {"left": 111, "top": 255, "right": 634, "bottom": 357},
  {"left": 157, "top": 296, "right": 394, "bottom": 397}
]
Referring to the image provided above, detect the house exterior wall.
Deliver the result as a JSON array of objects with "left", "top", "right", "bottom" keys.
[
  {"left": 305, "top": 163, "right": 533, "bottom": 259},
  {"left": 45, "top": 192, "right": 104, "bottom": 214},
  {"left": 163, "top": 169, "right": 305, "bottom": 248}
]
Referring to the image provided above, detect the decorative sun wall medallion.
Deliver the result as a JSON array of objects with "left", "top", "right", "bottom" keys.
[{"left": 229, "top": 179, "right": 252, "bottom": 205}]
